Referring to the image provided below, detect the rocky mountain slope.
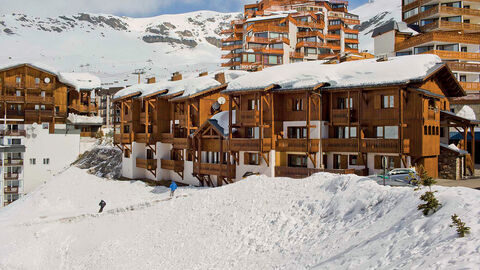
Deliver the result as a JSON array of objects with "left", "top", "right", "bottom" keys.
[{"left": 0, "top": 11, "right": 241, "bottom": 86}]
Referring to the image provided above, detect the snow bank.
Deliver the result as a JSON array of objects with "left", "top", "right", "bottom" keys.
[
  {"left": 226, "top": 54, "right": 442, "bottom": 91},
  {"left": 67, "top": 113, "right": 103, "bottom": 125},
  {"left": 456, "top": 105, "right": 476, "bottom": 120},
  {"left": 58, "top": 72, "right": 102, "bottom": 91},
  {"left": 0, "top": 169, "right": 479, "bottom": 269}
]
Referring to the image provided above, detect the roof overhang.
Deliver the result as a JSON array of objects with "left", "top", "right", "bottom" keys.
[{"left": 113, "top": 91, "right": 142, "bottom": 102}]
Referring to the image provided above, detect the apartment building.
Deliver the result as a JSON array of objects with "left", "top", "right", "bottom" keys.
[
  {"left": 372, "top": 0, "right": 480, "bottom": 111},
  {"left": 0, "top": 63, "right": 101, "bottom": 206},
  {"left": 96, "top": 87, "right": 123, "bottom": 129},
  {"left": 114, "top": 55, "right": 474, "bottom": 186},
  {"left": 221, "top": 0, "right": 360, "bottom": 71}
]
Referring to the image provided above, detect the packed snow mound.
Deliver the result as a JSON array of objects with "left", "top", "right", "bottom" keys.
[
  {"left": 0, "top": 170, "right": 479, "bottom": 269},
  {"left": 226, "top": 54, "right": 442, "bottom": 91},
  {"left": 456, "top": 105, "right": 476, "bottom": 120},
  {"left": 73, "top": 146, "right": 122, "bottom": 179},
  {"left": 67, "top": 113, "right": 103, "bottom": 125}
]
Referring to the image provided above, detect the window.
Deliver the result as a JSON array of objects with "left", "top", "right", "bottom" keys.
[
  {"left": 293, "top": 98, "right": 303, "bottom": 111},
  {"left": 9, "top": 139, "right": 21, "bottom": 145},
  {"left": 35, "top": 105, "right": 40, "bottom": 110},
  {"left": 244, "top": 152, "right": 260, "bottom": 165},
  {"left": 414, "top": 45, "right": 434, "bottom": 54},
  {"left": 376, "top": 126, "right": 384, "bottom": 138},
  {"left": 124, "top": 150, "right": 130, "bottom": 158},
  {"left": 288, "top": 154, "right": 308, "bottom": 168},
  {"left": 42, "top": 123, "right": 49, "bottom": 129},
  {"left": 246, "top": 127, "right": 256, "bottom": 138},
  {"left": 288, "top": 127, "right": 307, "bottom": 139},
  {"left": 43, "top": 158, "right": 50, "bottom": 165},
  {"left": 35, "top": 77, "right": 40, "bottom": 87},
  {"left": 247, "top": 99, "right": 257, "bottom": 110},
  {"left": 403, "top": 8, "right": 418, "bottom": 19},
  {"left": 437, "top": 44, "right": 458, "bottom": 52},
  {"left": 123, "top": 125, "right": 130, "bottom": 133},
  {"left": 384, "top": 126, "right": 399, "bottom": 139},
  {"left": 424, "top": 126, "right": 428, "bottom": 135},
  {"left": 382, "top": 95, "right": 394, "bottom": 108},
  {"left": 41, "top": 91, "right": 45, "bottom": 97},
  {"left": 349, "top": 155, "right": 358, "bottom": 166},
  {"left": 459, "top": 75, "right": 467, "bottom": 82},
  {"left": 350, "top": 127, "right": 357, "bottom": 138},
  {"left": 30, "top": 158, "right": 36, "bottom": 165},
  {"left": 16, "top": 90, "right": 21, "bottom": 97},
  {"left": 16, "top": 76, "right": 21, "bottom": 86},
  {"left": 338, "top": 97, "right": 353, "bottom": 109}
]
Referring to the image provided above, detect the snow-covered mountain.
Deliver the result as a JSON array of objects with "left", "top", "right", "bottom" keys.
[
  {"left": 0, "top": 11, "right": 241, "bottom": 87},
  {"left": 353, "top": 0, "right": 402, "bottom": 52},
  {"left": 0, "top": 1, "right": 399, "bottom": 86}
]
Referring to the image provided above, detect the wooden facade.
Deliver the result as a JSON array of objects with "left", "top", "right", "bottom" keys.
[
  {"left": 221, "top": 0, "right": 360, "bottom": 70},
  {"left": 114, "top": 63, "right": 468, "bottom": 185}
]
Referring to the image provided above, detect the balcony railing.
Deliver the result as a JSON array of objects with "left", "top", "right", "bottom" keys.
[
  {"left": 0, "top": 130, "right": 26, "bottom": 136},
  {"left": 396, "top": 32, "right": 480, "bottom": 52},
  {"left": 246, "top": 36, "right": 290, "bottom": 44},
  {"left": 332, "top": 109, "right": 354, "bottom": 124},
  {"left": 297, "top": 31, "right": 325, "bottom": 39},
  {"left": 193, "top": 163, "right": 236, "bottom": 178},
  {"left": 361, "top": 139, "right": 410, "bottom": 154},
  {"left": 230, "top": 138, "right": 273, "bottom": 152},
  {"left": 296, "top": 41, "right": 329, "bottom": 49},
  {"left": 159, "top": 133, "right": 173, "bottom": 144},
  {"left": 25, "top": 110, "right": 54, "bottom": 122},
  {"left": 221, "top": 61, "right": 242, "bottom": 67},
  {"left": 447, "top": 62, "right": 480, "bottom": 73},
  {"left": 135, "top": 133, "right": 158, "bottom": 144},
  {"left": 420, "top": 20, "right": 480, "bottom": 33},
  {"left": 3, "top": 159, "right": 24, "bottom": 166},
  {"left": 276, "top": 139, "right": 320, "bottom": 153},
  {"left": 274, "top": 166, "right": 355, "bottom": 179},
  {"left": 290, "top": 52, "right": 305, "bottom": 59},
  {"left": 422, "top": 50, "right": 480, "bottom": 61},
  {"left": 4, "top": 173, "right": 20, "bottom": 180},
  {"left": 459, "top": 82, "right": 480, "bottom": 92},
  {"left": 2, "top": 96, "right": 25, "bottom": 102},
  {"left": 160, "top": 159, "right": 184, "bottom": 172},
  {"left": 249, "top": 24, "right": 289, "bottom": 33},
  {"left": 239, "top": 110, "right": 260, "bottom": 125},
  {"left": 136, "top": 158, "right": 157, "bottom": 170},
  {"left": 221, "top": 44, "right": 243, "bottom": 51},
  {"left": 322, "top": 138, "right": 358, "bottom": 152},
  {"left": 173, "top": 137, "right": 191, "bottom": 149},
  {"left": 140, "top": 112, "right": 154, "bottom": 123},
  {"left": 114, "top": 133, "right": 133, "bottom": 144},
  {"left": 4, "top": 186, "right": 19, "bottom": 193},
  {"left": 25, "top": 96, "right": 54, "bottom": 104},
  {"left": 295, "top": 21, "right": 324, "bottom": 29}
]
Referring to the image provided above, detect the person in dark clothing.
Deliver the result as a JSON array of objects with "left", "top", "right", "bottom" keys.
[
  {"left": 99, "top": 200, "right": 106, "bottom": 213},
  {"left": 170, "top": 181, "right": 178, "bottom": 198}
]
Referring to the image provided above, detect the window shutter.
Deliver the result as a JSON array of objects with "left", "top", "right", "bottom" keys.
[
  {"left": 394, "top": 157, "right": 401, "bottom": 168},
  {"left": 357, "top": 153, "right": 365, "bottom": 166},
  {"left": 244, "top": 152, "right": 250, "bottom": 165},
  {"left": 374, "top": 95, "right": 381, "bottom": 109},
  {"left": 340, "top": 155, "right": 348, "bottom": 169}
]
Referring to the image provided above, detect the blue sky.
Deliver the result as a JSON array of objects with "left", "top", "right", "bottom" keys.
[{"left": 1, "top": 0, "right": 369, "bottom": 17}]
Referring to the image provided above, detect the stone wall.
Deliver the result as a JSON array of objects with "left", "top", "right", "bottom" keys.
[{"left": 439, "top": 147, "right": 464, "bottom": 180}]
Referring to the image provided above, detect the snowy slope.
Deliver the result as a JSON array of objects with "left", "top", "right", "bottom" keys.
[
  {"left": 0, "top": 11, "right": 241, "bottom": 87},
  {"left": 352, "top": 0, "right": 402, "bottom": 52},
  {"left": 0, "top": 167, "right": 479, "bottom": 269}
]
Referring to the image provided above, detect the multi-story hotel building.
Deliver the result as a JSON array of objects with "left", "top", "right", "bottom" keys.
[
  {"left": 221, "top": 0, "right": 360, "bottom": 71},
  {"left": 0, "top": 63, "right": 101, "bottom": 206},
  {"left": 373, "top": 0, "right": 480, "bottom": 95},
  {"left": 114, "top": 55, "right": 476, "bottom": 186}
]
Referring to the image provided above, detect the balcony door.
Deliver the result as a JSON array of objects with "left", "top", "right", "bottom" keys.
[
  {"left": 288, "top": 154, "right": 307, "bottom": 168},
  {"left": 333, "top": 154, "right": 348, "bottom": 169}
]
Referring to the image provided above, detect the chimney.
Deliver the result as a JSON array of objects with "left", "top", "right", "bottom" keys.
[
  {"left": 214, "top": 72, "right": 226, "bottom": 84},
  {"left": 199, "top": 71, "right": 208, "bottom": 77},
  {"left": 147, "top": 77, "right": 156, "bottom": 84},
  {"left": 171, "top": 72, "right": 182, "bottom": 81}
]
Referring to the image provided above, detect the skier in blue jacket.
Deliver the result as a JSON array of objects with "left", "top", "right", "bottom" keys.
[{"left": 170, "top": 181, "right": 178, "bottom": 198}]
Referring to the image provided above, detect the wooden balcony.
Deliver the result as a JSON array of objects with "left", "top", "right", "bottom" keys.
[
  {"left": 140, "top": 112, "right": 154, "bottom": 123},
  {"left": 25, "top": 96, "right": 54, "bottom": 104},
  {"left": 258, "top": 48, "right": 284, "bottom": 55},
  {"left": 420, "top": 20, "right": 480, "bottom": 33},
  {"left": 176, "top": 114, "right": 188, "bottom": 126},
  {"left": 297, "top": 31, "right": 325, "bottom": 39},
  {"left": 25, "top": 110, "right": 54, "bottom": 122},
  {"left": 361, "top": 139, "right": 410, "bottom": 154},
  {"left": 396, "top": 32, "right": 480, "bottom": 52},
  {"left": 239, "top": 110, "right": 260, "bottom": 126},
  {"left": 160, "top": 159, "right": 184, "bottom": 172},
  {"left": 322, "top": 138, "right": 358, "bottom": 152},
  {"left": 230, "top": 138, "right": 272, "bottom": 152},
  {"left": 4, "top": 186, "right": 19, "bottom": 194},
  {"left": 4, "top": 173, "right": 20, "bottom": 180},
  {"left": 276, "top": 139, "right": 319, "bottom": 153},
  {"left": 0, "top": 130, "right": 26, "bottom": 136},
  {"left": 221, "top": 53, "right": 241, "bottom": 59},
  {"left": 289, "top": 52, "right": 305, "bottom": 59},
  {"left": 2, "top": 96, "right": 25, "bottom": 103},
  {"left": 410, "top": 6, "right": 480, "bottom": 24},
  {"left": 296, "top": 41, "right": 329, "bottom": 49},
  {"left": 246, "top": 36, "right": 290, "bottom": 44},
  {"left": 332, "top": 109, "right": 354, "bottom": 124},
  {"left": 221, "top": 61, "right": 242, "bottom": 67},
  {"left": 249, "top": 24, "right": 289, "bottom": 33},
  {"left": 69, "top": 103, "right": 98, "bottom": 113},
  {"left": 459, "top": 82, "right": 480, "bottom": 92},
  {"left": 221, "top": 44, "right": 242, "bottom": 51},
  {"left": 274, "top": 166, "right": 355, "bottom": 179},
  {"left": 159, "top": 133, "right": 173, "bottom": 144},
  {"left": 422, "top": 50, "right": 480, "bottom": 61},
  {"left": 222, "top": 36, "right": 242, "bottom": 43},
  {"left": 173, "top": 137, "right": 191, "bottom": 149},
  {"left": 80, "top": 131, "right": 96, "bottom": 138},
  {"left": 326, "top": 34, "right": 340, "bottom": 40},
  {"left": 136, "top": 158, "right": 157, "bottom": 170},
  {"left": 220, "top": 28, "right": 234, "bottom": 34},
  {"left": 3, "top": 159, "right": 24, "bottom": 166},
  {"left": 114, "top": 133, "right": 133, "bottom": 144},
  {"left": 296, "top": 21, "right": 324, "bottom": 29},
  {"left": 135, "top": 133, "right": 158, "bottom": 144},
  {"left": 193, "top": 163, "right": 236, "bottom": 178}
]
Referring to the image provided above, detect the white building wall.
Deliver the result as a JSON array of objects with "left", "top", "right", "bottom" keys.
[
  {"left": 236, "top": 150, "right": 275, "bottom": 179},
  {"left": 373, "top": 31, "right": 396, "bottom": 57},
  {"left": 121, "top": 142, "right": 145, "bottom": 179},
  {"left": 23, "top": 123, "right": 81, "bottom": 194}
]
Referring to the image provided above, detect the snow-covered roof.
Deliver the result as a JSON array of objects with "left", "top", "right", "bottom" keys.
[
  {"left": 440, "top": 143, "right": 468, "bottom": 155},
  {"left": 209, "top": 110, "right": 236, "bottom": 136},
  {"left": 67, "top": 113, "right": 103, "bottom": 126},
  {"left": 58, "top": 72, "right": 102, "bottom": 91},
  {"left": 0, "top": 62, "right": 59, "bottom": 75},
  {"left": 225, "top": 54, "right": 443, "bottom": 92},
  {"left": 456, "top": 105, "right": 476, "bottom": 121},
  {"left": 246, "top": 14, "right": 289, "bottom": 23},
  {"left": 372, "top": 21, "right": 417, "bottom": 38}
]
